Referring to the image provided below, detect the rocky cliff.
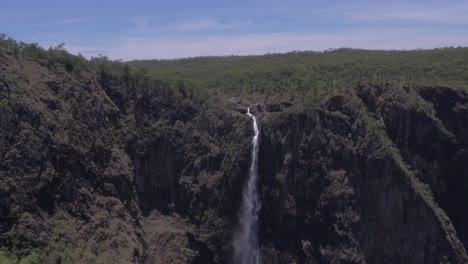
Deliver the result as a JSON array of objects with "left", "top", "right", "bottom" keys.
[{"left": 1, "top": 53, "right": 468, "bottom": 263}]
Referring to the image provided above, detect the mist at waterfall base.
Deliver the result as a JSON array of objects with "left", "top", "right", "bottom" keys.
[{"left": 232, "top": 108, "right": 261, "bottom": 264}]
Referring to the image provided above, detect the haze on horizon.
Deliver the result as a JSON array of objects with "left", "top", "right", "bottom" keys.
[{"left": 2, "top": 0, "right": 468, "bottom": 60}]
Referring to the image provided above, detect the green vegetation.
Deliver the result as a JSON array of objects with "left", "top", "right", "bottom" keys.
[
  {"left": 0, "top": 34, "right": 86, "bottom": 73},
  {"left": 127, "top": 47, "right": 468, "bottom": 102},
  {"left": 1, "top": 33, "right": 468, "bottom": 104},
  {"left": 0, "top": 248, "right": 41, "bottom": 264},
  {"left": 36, "top": 202, "right": 141, "bottom": 264}
]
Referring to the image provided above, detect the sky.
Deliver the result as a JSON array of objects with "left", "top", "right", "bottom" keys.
[{"left": 2, "top": 0, "right": 468, "bottom": 60}]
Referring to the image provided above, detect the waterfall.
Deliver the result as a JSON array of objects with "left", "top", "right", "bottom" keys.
[{"left": 232, "top": 107, "right": 261, "bottom": 264}]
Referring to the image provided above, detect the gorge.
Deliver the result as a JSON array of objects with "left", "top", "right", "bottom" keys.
[{"left": 1, "top": 44, "right": 468, "bottom": 264}]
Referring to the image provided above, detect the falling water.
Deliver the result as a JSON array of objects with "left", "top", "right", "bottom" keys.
[{"left": 232, "top": 107, "right": 261, "bottom": 264}]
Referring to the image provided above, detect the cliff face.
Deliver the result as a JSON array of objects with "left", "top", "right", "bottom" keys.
[
  {"left": 1, "top": 54, "right": 468, "bottom": 263},
  {"left": 257, "top": 86, "right": 468, "bottom": 263}
]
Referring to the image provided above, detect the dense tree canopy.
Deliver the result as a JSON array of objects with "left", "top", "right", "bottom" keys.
[
  {"left": 128, "top": 48, "right": 468, "bottom": 103},
  {"left": 2, "top": 34, "right": 467, "bottom": 105}
]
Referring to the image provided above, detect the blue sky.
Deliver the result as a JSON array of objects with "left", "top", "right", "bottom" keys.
[{"left": 2, "top": 0, "right": 468, "bottom": 60}]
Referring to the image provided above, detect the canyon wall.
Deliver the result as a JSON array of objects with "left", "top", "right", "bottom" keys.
[{"left": 1, "top": 54, "right": 467, "bottom": 263}]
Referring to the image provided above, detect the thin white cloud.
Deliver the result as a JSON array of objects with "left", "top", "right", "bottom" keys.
[
  {"left": 33, "top": 17, "right": 89, "bottom": 27},
  {"left": 354, "top": 3, "right": 468, "bottom": 23},
  {"left": 65, "top": 45, "right": 108, "bottom": 57},
  {"left": 65, "top": 28, "right": 468, "bottom": 61},
  {"left": 173, "top": 18, "right": 251, "bottom": 31},
  {"left": 127, "top": 16, "right": 154, "bottom": 34},
  {"left": 61, "top": 18, "right": 89, "bottom": 24}
]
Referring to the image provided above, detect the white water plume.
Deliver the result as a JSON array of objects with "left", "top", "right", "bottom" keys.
[{"left": 232, "top": 107, "right": 261, "bottom": 264}]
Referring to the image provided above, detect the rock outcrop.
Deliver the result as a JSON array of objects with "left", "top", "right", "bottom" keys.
[{"left": 1, "top": 54, "right": 467, "bottom": 263}]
